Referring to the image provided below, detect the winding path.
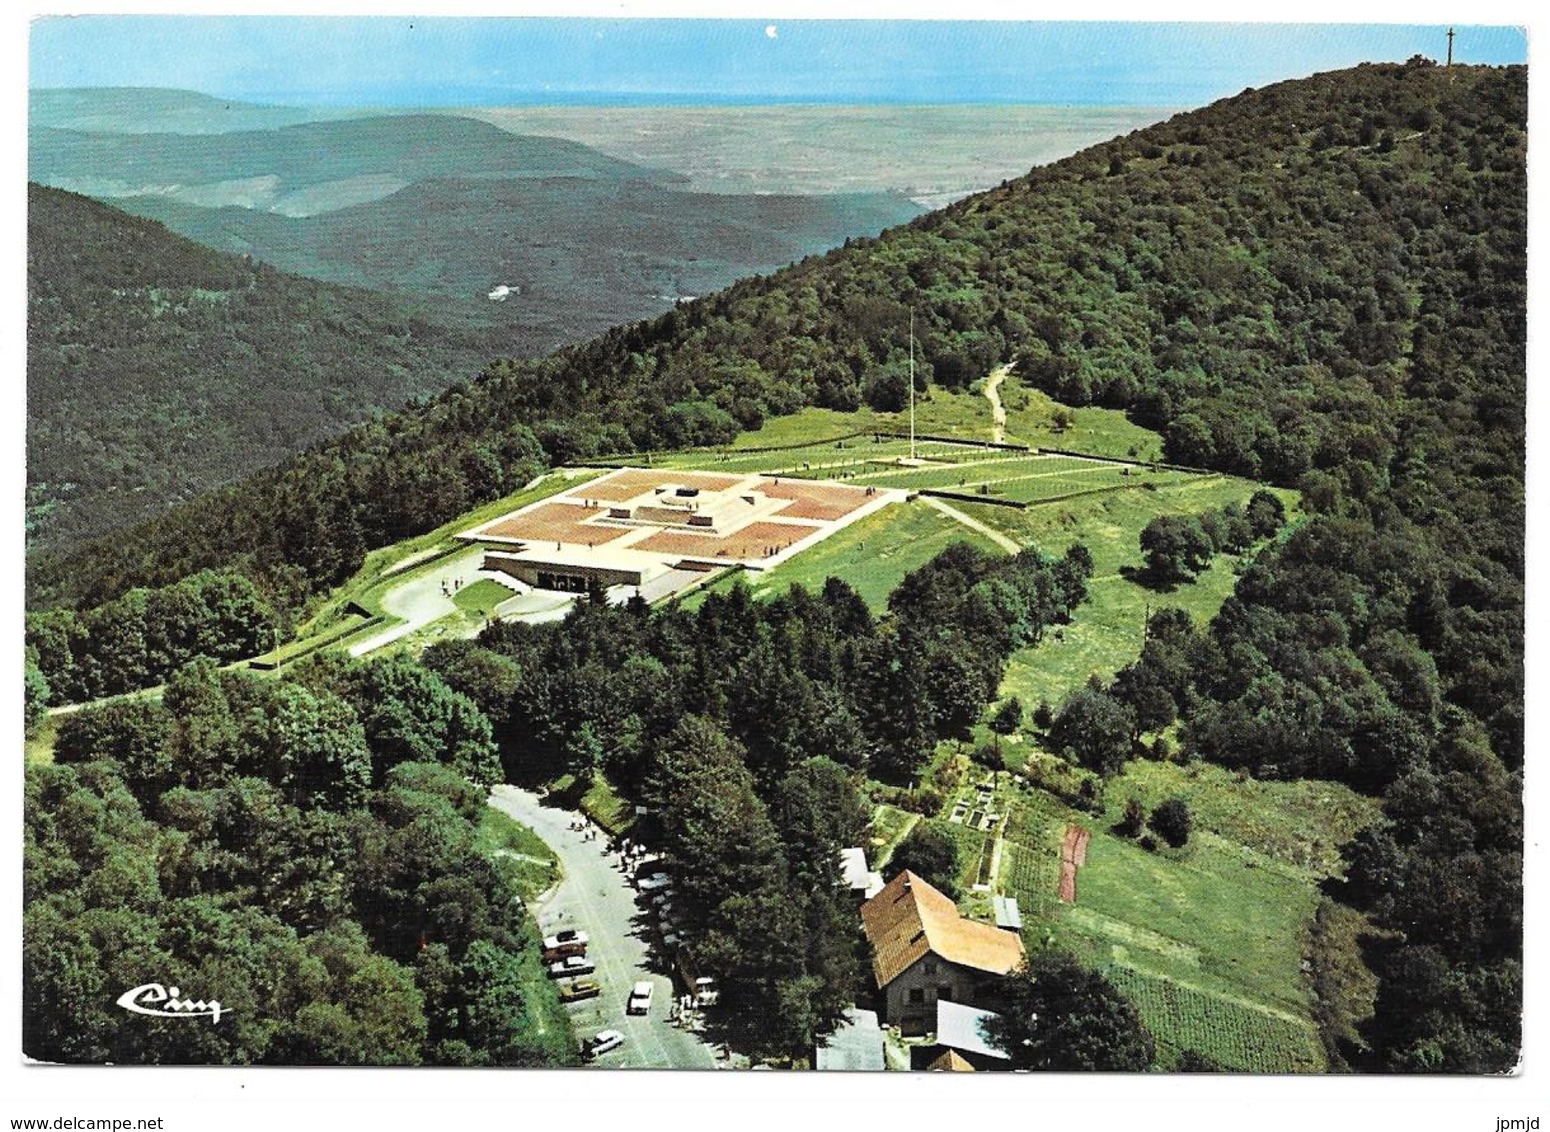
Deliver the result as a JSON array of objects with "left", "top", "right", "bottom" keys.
[
  {"left": 983, "top": 364, "right": 1010, "bottom": 444},
  {"left": 922, "top": 495, "right": 1020, "bottom": 554}
]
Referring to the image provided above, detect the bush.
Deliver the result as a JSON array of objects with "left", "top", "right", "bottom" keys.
[
  {"left": 1118, "top": 796, "right": 1147, "bottom": 838},
  {"left": 1050, "top": 686, "right": 1136, "bottom": 777},
  {"left": 1032, "top": 700, "right": 1054, "bottom": 729},
  {"left": 1150, "top": 797, "right": 1193, "bottom": 847},
  {"left": 885, "top": 824, "right": 961, "bottom": 898},
  {"left": 990, "top": 696, "right": 1024, "bottom": 735},
  {"left": 973, "top": 740, "right": 1006, "bottom": 771},
  {"left": 1077, "top": 775, "right": 1106, "bottom": 814},
  {"left": 1140, "top": 514, "right": 1215, "bottom": 585},
  {"left": 894, "top": 786, "right": 945, "bottom": 817}
]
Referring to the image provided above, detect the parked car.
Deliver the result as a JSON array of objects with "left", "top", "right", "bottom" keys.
[
  {"left": 547, "top": 955, "right": 597, "bottom": 979},
  {"left": 559, "top": 978, "right": 603, "bottom": 1003},
  {"left": 637, "top": 873, "right": 672, "bottom": 893},
  {"left": 543, "top": 929, "right": 590, "bottom": 951},
  {"left": 692, "top": 976, "right": 720, "bottom": 1007},
  {"left": 582, "top": 1029, "right": 625, "bottom": 1060},
  {"left": 543, "top": 943, "right": 587, "bottom": 963},
  {"left": 627, "top": 980, "right": 654, "bottom": 1016}
]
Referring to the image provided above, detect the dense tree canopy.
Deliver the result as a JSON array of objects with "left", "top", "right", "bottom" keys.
[
  {"left": 883, "top": 825, "right": 961, "bottom": 898},
  {"left": 982, "top": 950, "right": 1156, "bottom": 1071},
  {"left": 25, "top": 659, "right": 573, "bottom": 1067},
  {"left": 1139, "top": 514, "right": 1215, "bottom": 586}
]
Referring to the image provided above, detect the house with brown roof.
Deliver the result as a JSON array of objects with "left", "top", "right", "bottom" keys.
[{"left": 859, "top": 870, "right": 1025, "bottom": 1035}]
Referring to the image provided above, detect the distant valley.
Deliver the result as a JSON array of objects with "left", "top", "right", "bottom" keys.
[
  {"left": 27, "top": 87, "right": 1166, "bottom": 552},
  {"left": 459, "top": 103, "right": 1178, "bottom": 203}
]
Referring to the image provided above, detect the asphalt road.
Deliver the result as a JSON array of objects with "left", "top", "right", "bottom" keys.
[
  {"left": 349, "top": 551, "right": 573, "bottom": 656},
  {"left": 489, "top": 785, "right": 719, "bottom": 1071}
]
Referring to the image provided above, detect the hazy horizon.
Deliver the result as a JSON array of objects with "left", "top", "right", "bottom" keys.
[{"left": 29, "top": 19, "right": 1528, "bottom": 109}]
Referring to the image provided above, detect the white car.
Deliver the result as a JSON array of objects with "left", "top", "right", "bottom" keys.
[
  {"left": 627, "top": 980, "right": 654, "bottom": 1016},
  {"left": 547, "top": 955, "right": 597, "bottom": 979},
  {"left": 583, "top": 1029, "right": 625, "bottom": 1059},
  {"left": 637, "top": 873, "right": 672, "bottom": 893},
  {"left": 543, "top": 928, "right": 590, "bottom": 952}
]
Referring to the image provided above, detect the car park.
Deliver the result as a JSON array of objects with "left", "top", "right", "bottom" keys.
[
  {"left": 547, "top": 955, "right": 597, "bottom": 979},
  {"left": 627, "top": 980, "right": 654, "bottom": 1015},
  {"left": 559, "top": 978, "right": 603, "bottom": 1003},
  {"left": 582, "top": 1029, "right": 625, "bottom": 1060}
]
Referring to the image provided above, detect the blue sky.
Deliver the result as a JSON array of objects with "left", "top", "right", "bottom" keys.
[{"left": 28, "top": 18, "right": 1528, "bottom": 107}]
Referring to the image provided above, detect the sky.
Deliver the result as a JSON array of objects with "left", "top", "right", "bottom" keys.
[{"left": 27, "top": 17, "right": 1529, "bottom": 107}]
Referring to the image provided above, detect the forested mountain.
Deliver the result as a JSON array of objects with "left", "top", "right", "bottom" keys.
[
  {"left": 114, "top": 177, "right": 924, "bottom": 336},
  {"left": 30, "top": 114, "right": 670, "bottom": 207},
  {"left": 31, "top": 108, "right": 925, "bottom": 341},
  {"left": 26, "top": 185, "right": 510, "bottom": 552},
  {"left": 28, "top": 59, "right": 1524, "bottom": 1071}
]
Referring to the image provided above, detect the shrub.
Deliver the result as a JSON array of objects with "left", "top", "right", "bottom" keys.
[
  {"left": 1150, "top": 797, "right": 1193, "bottom": 847},
  {"left": 973, "top": 740, "right": 1006, "bottom": 771},
  {"left": 1118, "top": 796, "right": 1147, "bottom": 838},
  {"left": 990, "top": 696, "right": 1024, "bottom": 735},
  {"left": 885, "top": 824, "right": 961, "bottom": 897}
]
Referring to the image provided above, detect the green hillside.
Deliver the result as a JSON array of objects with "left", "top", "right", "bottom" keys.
[
  {"left": 118, "top": 176, "right": 925, "bottom": 337},
  {"left": 26, "top": 185, "right": 509, "bottom": 551},
  {"left": 27, "top": 61, "right": 1524, "bottom": 1072}
]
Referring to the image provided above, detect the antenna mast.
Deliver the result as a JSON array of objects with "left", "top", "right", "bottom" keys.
[
  {"left": 909, "top": 309, "right": 916, "bottom": 460},
  {"left": 1447, "top": 27, "right": 1455, "bottom": 67}
]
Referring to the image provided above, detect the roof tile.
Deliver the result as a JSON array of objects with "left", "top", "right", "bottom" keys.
[{"left": 860, "top": 871, "right": 1024, "bottom": 987}]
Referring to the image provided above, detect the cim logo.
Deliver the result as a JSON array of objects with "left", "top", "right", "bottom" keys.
[{"left": 116, "top": 983, "right": 229, "bottom": 1024}]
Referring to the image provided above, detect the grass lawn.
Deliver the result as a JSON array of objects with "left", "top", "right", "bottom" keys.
[
  {"left": 25, "top": 716, "right": 59, "bottom": 765},
  {"left": 1106, "top": 966, "right": 1324, "bottom": 1073},
  {"left": 867, "top": 804, "right": 920, "bottom": 867},
  {"left": 836, "top": 453, "right": 1197, "bottom": 504},
  {"left": 983, "top": 754, "right": 1378, "bottom": 1073},
  {"left": 1107, "top": 760, "right": 1380, "bottom": 878},
  {"left": 970, "top": 479, "right": 1300, "bottom": 724},
  {"left": 292, "top": 470, "right": 584, "bottom": 641},
  {"left": 998, "top": 375, "right": 1166, "bottom": 461},
  {"left": 477, "top": 805, "right": 562, "bottom": 900},
  {"left": 684, "top": 499, "right": 1005, "bottom": 613},
  {"left": 545, "top": 773, "right": 634, "bottom": 837},
  {"left": 473, "top": 804, "right": 577, "bottom": 1062},
  {"left": 452, "top": 577, "right": 518, "bottom": 616}
]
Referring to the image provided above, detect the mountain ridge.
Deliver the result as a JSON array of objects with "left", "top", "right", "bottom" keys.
[{"left": 26, "top": 184, "right": 513, "bottom": 552}]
